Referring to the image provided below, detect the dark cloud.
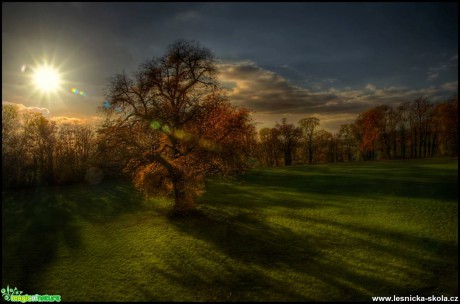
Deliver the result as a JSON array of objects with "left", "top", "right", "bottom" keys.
[
  {"left": 441, "top": 81, "right": 458, "bottom": 91},
  {"left": 220, "top": 61, "right": 458, "bottom": 117}
]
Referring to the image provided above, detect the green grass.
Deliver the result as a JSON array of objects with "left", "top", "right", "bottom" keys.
[{"left": 2, "top": 159, "right": 458, "bottom": 301}]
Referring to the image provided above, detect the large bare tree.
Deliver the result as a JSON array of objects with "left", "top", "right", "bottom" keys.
[{"left": 98, "top": 40, "right": 255, "bottom": 215}]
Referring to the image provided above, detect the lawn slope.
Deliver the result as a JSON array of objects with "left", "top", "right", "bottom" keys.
[{"left": 2, "top": 159, "right": 458, "bottom": 301}]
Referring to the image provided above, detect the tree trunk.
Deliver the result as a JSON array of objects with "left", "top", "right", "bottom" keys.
[
  {"left": 431, "top": 133, "right": 437, "bottom": 157},
  {"left": 400, "top": 128, "right": 405, "bottom": 159},
  {"left": 172, "top": 172, "right": 196, "bottom": 215},
  {"left": 285, "top": 149, "right": 292, "bottom": 166}
]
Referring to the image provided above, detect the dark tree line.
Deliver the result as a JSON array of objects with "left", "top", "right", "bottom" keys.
[
  {"left": 257, "top": 96, "right": 458, "bottom": 166},
  {"left": 4, "top": 95, "right": 456, "bottom": 190},
  {"left": 2, "top": 105, "right": 97, "bottom": 188}
]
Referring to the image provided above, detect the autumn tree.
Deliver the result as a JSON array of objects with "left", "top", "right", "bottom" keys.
[
  {"left": 396, "top": 103, "right": 410, "bottom": 159},
  {"left": 435, "top": 96, "right": 458, "bottom": 156},
  {"left": 376, "top": 105, "right": 391, "bottom": 159},
  {"left": 98, "top": 40, "right": 256, "bottom": 215},
  {"left": 352, "top": 109, "right": 380, "bottom": 160},
  {"left": 2, "top": 104, "right": 98, "bottom": 188},
  {"left": 2, "top": 104, "right": 24, "bottom": 187},
  {"left": 299, "top": 117, "right": 320, "bottom": 164},
  {"left": 338, "top": 124, "right": 355, "bottom": 161},
  {"left": 272, "top": 118, "right": 302, "bottom": 166},
  {"left": 22, "top": 112, "right": 57, "bottom": 185},
  {"left": 330, "top": 132, "right": 343, "bottom": 162},
  {"left": 313, "top": 129, "right": 333, "bottom": 163},
  {"left": 411, "top": 97, "right": 431, "bottom": 158},
  {"left": 258, "top": 127, "right": 280, "bottom": 166},
  {"left": 54, "top": 122, "right": 95, "bottom": 184}
]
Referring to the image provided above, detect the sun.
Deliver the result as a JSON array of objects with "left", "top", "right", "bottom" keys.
[{"left": 33, "top": 65, "right": 61, "bottom": 93}]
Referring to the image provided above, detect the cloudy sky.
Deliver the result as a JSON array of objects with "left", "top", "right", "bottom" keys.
[{"left": 2, "top": 2, "right": 458, "bottom": 131}]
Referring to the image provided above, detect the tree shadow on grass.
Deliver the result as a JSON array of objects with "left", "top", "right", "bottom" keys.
[
  {"left": 1, "top": 181, "right": 144, "bottom": 292},
  {"left": 159, "top": 205, "right": 457, "bottom": 301},
  {"left": 2, "top": 193, "right": 80, "bottom": 291}
]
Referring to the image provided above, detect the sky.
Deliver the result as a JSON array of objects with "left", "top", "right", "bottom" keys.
[{"left": 2, "top": 2, "right": 458, "bottom": 131}]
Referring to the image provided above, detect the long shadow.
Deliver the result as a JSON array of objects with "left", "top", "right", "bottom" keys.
[
  {"left": 163, "top": 159, "right": 458, "bottom": 300},
  {"left": 164, "top": 205, "right": 457, "bottom": 301},
  {"left": 289, "top": 212, "right": 458, "bottom": 276},
  {"left": 155, "top": 209, "right": 321, "bottom": 301},
  {"left": 1, "top": 181, "right": 144, "bottom": 292}
]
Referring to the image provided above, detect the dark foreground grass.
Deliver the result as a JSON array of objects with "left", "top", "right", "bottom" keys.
[{"left": 2, "top": 159, "right": 458, "bottom": 301}]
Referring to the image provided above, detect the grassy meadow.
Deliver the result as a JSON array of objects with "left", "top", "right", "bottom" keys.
[{"left": 2, "top": 158, "right": 458, "bottom": 301}]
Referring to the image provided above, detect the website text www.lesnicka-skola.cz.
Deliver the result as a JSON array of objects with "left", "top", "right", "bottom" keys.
[{"left": 372, "top": 295, "right": 458, "bottom": 302}]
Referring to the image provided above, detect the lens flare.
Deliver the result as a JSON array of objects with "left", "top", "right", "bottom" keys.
[
  {"left": 161, "top": 125, "right": 171, "bottom": 134},
  {"left": 148, "top": 120, "right": 220, "bottom": 151},
  {"left": 173, "top": 129, "right": 192, "bottom": 141},
  {"left": 173, "top": 129, "right": 186, "bottom": 139},
  {"left": 102, "top": 100, "right": 122, "bottom": 112},
  {"left": 150, "top": 121, "right": 161, "bottom": 130},
  {"left": 198, "top": 138, "right": 221, "bottom": 152},
  {"left": 71, "top": 88, "right": 87, "bottom": 96}
]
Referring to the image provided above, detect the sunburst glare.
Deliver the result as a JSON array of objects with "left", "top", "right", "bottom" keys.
[{"left": 32, "top": 64, "right": 61, "bottom": 93}]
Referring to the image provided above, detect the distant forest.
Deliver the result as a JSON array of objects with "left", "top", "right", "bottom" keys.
[
  {"left": 2, "top": 95, "right": 457, "bottom": 189},
  {"left": 259, "top": 96, "right": 458, "bottom": 166}
]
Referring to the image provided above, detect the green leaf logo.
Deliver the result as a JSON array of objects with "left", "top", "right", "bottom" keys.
[{"left": 1, "top": 286, "right": 23, "bottom": 301}]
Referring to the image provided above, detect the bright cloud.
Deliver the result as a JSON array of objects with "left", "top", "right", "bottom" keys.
[
  {"left": 2, "top": 101, "right": 50, "bottom": 117},
  {"left": 2, "top": 101, "right": 104, "bottom": 126}
]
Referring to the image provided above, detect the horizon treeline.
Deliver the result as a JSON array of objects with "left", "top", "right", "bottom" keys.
[
  {"left": 2, "top": 95, "right": 457, "bottom": 189},
  {"left": 259, "top": 96, "right": 458, "bottom": 166}
]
